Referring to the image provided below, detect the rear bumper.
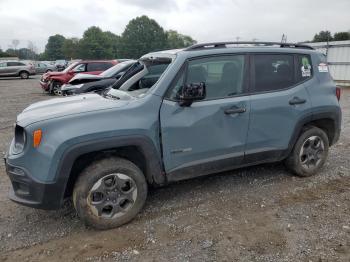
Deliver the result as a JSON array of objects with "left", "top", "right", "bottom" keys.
[{"left": 5, "top": 158, "right": 63, "bottom": 210}]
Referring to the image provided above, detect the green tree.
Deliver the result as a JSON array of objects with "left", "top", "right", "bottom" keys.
[
  {"left": 18, "top": 48, "right": 37, "bottom": 60},
  {"left": 333, "top": 31, "right": 350, "bottom": 41},
  {"left": 120, "top": 15, "right": 167, "bottom": 58},
  {"left": 44, "top": 34, "right": 66, "bottom": 60},
  {"left": 312, "top": 31, "right": 333, "bottom": 42},
  {"left": 79, "top": 26, "right": 114, "bottom": 59},
  {"left": 0, "top": 48, "right": 10, "bottom": 57},
  {"left": 62, "top": 37, "right": 80, "bottom": 59},
  {"left": 5, "top": 48, "right": 16, "bottom": 56},
  {"left": 166, "top": 30, "right": 196, "bottom": 49},
  {"left": 104, "top": 31, "right": 121, "bottom": 58}
]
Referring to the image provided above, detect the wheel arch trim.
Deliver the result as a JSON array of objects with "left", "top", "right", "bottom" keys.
[{"left": 54, "top": 135, "right": 165, "bottom": 207}]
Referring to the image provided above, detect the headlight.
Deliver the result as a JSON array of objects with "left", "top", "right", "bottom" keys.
[{"left": 12, "top": 125, "right": 26, "bottom": 154}]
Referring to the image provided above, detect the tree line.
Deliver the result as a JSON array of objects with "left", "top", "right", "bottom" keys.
[
  {"left": 1, "top": 19, "right": 349, "bottom": 60},
  {"left": 311, "top": 30, "right": 350, "bottom": 42},
  {"left": 1, "top": 16, "right": 196, "bottom": 60}
]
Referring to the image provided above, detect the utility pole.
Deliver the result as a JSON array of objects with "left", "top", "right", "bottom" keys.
[{"left": 281, "top": 34, "right": 287, "bottom": 43}]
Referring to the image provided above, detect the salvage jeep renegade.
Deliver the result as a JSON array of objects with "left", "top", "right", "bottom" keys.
[{"left": 5, "top": 42, "right": 341, "bottom": 229}]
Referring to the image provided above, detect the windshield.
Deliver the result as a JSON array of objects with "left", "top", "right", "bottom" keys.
[
  {"left": 105, "top": 57, "right": 172, "bottom": 99},
  {"left": 100, "top": 60, "right": 135, "bottom": 77},
  {"left": 61, "top": 62, "right": 79, "bottom": 72}
]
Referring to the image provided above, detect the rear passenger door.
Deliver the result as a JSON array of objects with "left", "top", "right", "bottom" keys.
[
  {"left": 6, "top": 62, "right": 22, "bottom": 75},
  {"left": 160, "top": 55, "right": 251, "bottom": 180},
  {"left": 245, "top": 53, "right": 313, "bottom": 164}
]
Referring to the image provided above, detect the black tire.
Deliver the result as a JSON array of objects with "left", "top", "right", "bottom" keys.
[
  {"left": 45, "top": 69, "right": 52, "bottom": 73},
  {"left": 285, "top": 126, "right": 329, "bottom": 177},
  {"left": 73, "top": 157, "right": 148, "bottom": 230},
  {"left": 19, "top": 71, "right": 29, "bottom": 79}
]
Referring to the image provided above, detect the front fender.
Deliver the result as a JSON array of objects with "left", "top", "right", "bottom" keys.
[
  {"left": 53, "top": 135, "right": 165, "bottom": 207},
  {"left": 49, "top": 75, "right": 67, "bottom": 83}
]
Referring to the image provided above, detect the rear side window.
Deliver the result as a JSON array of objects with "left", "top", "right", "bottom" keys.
[
  {"left": 253, "top": 54, "right": 294, "bottom": 92},
  {"left": 296, "top": 54, "right": 312, "bottom": 83},
  {"left": 87, "top": 62, "right": 112, "bottom": 71}
]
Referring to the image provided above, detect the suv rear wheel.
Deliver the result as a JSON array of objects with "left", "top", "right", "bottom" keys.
[
  {"left": 285, "top": 126, "right": 329, "bottom": 177},
  {"left": 73, "top": 157, "right": 148, "bottom": 230},
  {"left": 19, "top": 71, "right": 29, "bottom": 79}
]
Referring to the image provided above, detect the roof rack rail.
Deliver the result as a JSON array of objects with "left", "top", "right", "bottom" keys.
[{"left": 184, "top": 41, "right": 314, "bottom": 51}]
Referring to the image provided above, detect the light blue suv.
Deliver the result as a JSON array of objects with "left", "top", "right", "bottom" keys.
[{"left": 5, "top": 42, "right": 341, "bottom": 229}]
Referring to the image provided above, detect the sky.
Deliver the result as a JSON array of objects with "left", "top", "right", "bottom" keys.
[{"left": 0, "top": 0, "right": 349, "bottom": 53}]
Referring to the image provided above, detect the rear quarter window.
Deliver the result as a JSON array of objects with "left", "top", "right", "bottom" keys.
[{"left": 296, "top": 54, "right": 312, "bottom": 83}]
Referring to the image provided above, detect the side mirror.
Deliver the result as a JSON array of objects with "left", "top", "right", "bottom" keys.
[{"left": 179, "top": 82, "right": 206, "bottom": 106}]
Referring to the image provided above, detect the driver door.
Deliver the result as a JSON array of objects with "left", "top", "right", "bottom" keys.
[{"left": 160, "top": 55, "right": 251, "bottom": 181}]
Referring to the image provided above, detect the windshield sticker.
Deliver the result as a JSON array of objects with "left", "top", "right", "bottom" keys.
[{"left": 318, "top": 63, "right": 328, "bottom": 73}]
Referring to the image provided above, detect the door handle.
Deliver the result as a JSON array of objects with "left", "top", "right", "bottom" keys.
[
  {"left": 224, "top": 106, "right": 246, "bottom": 115},
  {"left": 289, "top": 97, "right": 306, "bottom": 105}
]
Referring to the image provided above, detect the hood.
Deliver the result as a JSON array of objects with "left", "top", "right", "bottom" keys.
[
  {"left": 17, "top": 93, "right": 129, "bottom": 127},
  {"left": 43, "top": 71, "right": 65, "bottom": 79},
  {"left": 69, "top": 73, "right": 105, "bottom": 84}
]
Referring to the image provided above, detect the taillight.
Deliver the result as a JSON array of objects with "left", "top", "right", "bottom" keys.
[{"left": 336, "top": 87, "right": 341, "bottom": 101}]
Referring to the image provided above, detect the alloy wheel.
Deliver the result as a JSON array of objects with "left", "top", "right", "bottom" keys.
[
  {"left": 87, "top": 173, "right": 138, "bottom": 218},
  {"left": 299, "top": 135, "right": 325, "bottom": 170}
]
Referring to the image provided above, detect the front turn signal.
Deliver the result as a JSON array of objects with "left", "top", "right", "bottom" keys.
[{"left": 33, "top": 129, "right": 42, "bottom": 148}]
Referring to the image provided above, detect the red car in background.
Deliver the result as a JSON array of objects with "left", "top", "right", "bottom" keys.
[{"left": 40, "top": 60, "right": 118, "bottom": 95}]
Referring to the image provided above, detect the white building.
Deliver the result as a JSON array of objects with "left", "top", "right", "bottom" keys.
[{"left": 305, "top": 40, "right": 350, "bottom": 86}]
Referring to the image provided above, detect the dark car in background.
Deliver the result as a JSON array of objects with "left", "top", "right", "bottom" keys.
[
  {"left": 61, "top": 60, "right": 135, "bottom": 95},
  {"left": 40, "top": 60, "right": 118, "bottom": 95},
  {"left": 0, "top": 61, "right": 36, "bottom": 79}
]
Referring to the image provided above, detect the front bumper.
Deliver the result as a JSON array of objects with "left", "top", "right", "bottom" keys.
[
  {"left": 40, "top": 77, "right": 50, "bottom": 91},
  {"left": 4, "top": 158, "right": 63, "bottom": 210}
]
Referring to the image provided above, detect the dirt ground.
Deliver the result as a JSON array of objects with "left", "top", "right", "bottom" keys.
[{"left": 0, "top": 76, "right": 349, "bottom": 262}]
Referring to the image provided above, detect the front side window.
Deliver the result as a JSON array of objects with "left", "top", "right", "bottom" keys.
[
  {"left": 73, "top": 63, "right": 86, "bottom": 72},
  {"left": 167, "top": 55, "right": 246, "bottom": 100},
  {"left": 253, "top": 54, "right": 294, "bottom": 92}
]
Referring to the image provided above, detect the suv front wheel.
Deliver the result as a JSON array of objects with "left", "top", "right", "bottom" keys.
[
  {"left": 73, "top": 157, "right": 148, "bottom": 229},
  {"left": 285, "top": 126, "right": 329, "bottom": 177}
]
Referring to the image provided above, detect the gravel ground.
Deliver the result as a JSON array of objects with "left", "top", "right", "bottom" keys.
[{"left": 0, "top": 76, "right": 349, "bottom": 262}]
